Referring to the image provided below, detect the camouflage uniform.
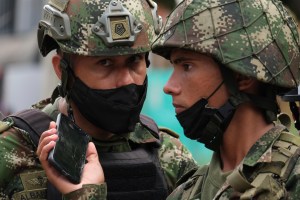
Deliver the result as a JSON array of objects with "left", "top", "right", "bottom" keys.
[
  {"left": 167, "top": 124, "right": 300, "bottom": 199},
  {"left": 150, "top": 0, "right": 300, "bottom": 199},
  {"left": 0, "top": 0, "right": 198, "bottom": 198},
  {"left": 0, "top": 97, "right": 197, "bottom": 199}
]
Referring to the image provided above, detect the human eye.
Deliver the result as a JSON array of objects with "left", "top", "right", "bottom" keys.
[
  {"left": 182, "top": 63, "right": 192, "bottom": 71},
  {"left": 98, "top": 59, "right": 112, "bottom": 67}
]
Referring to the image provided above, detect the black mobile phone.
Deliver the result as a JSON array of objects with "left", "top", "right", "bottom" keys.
[{"left": 48, "top": 113, "right": 90, "bottom": 184}]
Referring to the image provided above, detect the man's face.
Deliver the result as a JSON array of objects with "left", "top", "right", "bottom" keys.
[
  {"left": 71, "top": 54, "right": 147, "bottom": 89},
  {"left": 164, "top": 49, "right": 230, "bottom": 114}
]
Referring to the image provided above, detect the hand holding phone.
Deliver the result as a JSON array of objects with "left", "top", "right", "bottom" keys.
[{"left": 48, "top": 113, "right": 90, "bottom": 184}]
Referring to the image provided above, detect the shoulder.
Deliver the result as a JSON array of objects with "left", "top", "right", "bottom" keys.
[
  {"left": 158, "top": 127, "right": 196, "bottom": 162},
  {"left": 157, "top": 127, "right": 198, "bottom": 189},
  {"left": 158, "top": 127, "right": 187, "bottom": 152},
  {"left": 0, "top": 118, "right": 28, "bottom": 143},
  {"left": 159, "top": 127, "right": 179, "bottom": 138},
  {"left": 0, "top": 124, "right": 37, "bottom": 187},
  {"left": 279, "top": 130, "right": 300, "bottom": 179}
]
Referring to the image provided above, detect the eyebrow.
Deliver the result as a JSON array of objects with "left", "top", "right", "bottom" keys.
[{"left": 170, "top": 56, "right": 194, "bottom": 65}]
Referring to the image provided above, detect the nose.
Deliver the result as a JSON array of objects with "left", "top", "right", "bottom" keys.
[
  {"left": 116, "top": 67, "right": 135, "bottom": 87},
  {"left": 163, "top": 72, "right": 180, "bottom": 95}
]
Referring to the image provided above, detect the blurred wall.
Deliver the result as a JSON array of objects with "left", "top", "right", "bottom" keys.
[{"left": 0, "top": 0, "right": 211, "bottom": 165}]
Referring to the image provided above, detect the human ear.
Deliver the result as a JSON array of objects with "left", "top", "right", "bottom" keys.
[
  {"left": 236, "top": 74, "right": 257, "bottom": 92},
  {"left": 52, "top": 54, "right": 62, "bottom": 80}
]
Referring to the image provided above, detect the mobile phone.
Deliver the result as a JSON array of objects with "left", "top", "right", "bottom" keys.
[{"left": 48, "top": 113, "right": 90, "bottom": 184}]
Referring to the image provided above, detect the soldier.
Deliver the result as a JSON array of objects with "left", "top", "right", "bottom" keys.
[
  {"left": 150, "top": 0, "right": 300, "bottom": 199},
  {"left": 0, "top": 0, "right": 197, "bottom": 199}
]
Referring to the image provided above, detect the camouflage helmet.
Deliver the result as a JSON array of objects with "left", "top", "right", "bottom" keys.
[
  {"left": 152, "top": 0, "right": 300, "bottom": 88},
  {"left": 38, "top": 0, "right": 162, "bottom": 57}
]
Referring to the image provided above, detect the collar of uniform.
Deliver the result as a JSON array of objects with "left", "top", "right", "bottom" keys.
[
  {"left": 41, "top": 97, "right": 61, "bottom": 120},
  {"left": 92, "top": 122, "right": 158, "bottom": 144},
  {"left": 242, "top": 124, "right": 286, "bottom": 167},
  {"left": 128, "top": 122, "right": 159, "bottom": 144},
  {"left": 91, "top": 122, "right": 158, "bottom": 152}
]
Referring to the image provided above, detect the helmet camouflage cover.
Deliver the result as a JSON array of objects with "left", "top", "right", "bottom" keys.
[
  {"left": 38, "top": 0, "right": 162, "bottom": 56},
  {"left": 152, "top": 0, "right": 300, "bottom": 88}
]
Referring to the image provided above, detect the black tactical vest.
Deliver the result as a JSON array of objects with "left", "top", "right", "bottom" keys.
[
  {"left": 47, "top": 142, "right": 169, "bottom": 200},
  {"left": 6, "top": 109, "right": 169, "bottom": 200},
  {"left": 100, "top": 143, "right": 169, "bottom": 200}
]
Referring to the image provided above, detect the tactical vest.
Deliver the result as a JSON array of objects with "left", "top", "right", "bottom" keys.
[
  {"left": 177, "top": 126, "right": 300, "bottom": 199},
  {"left": 3, "top": 109, "right": 169, "bottom": 200},
  {"left": 100, "top": 144, "right": 169, "bottom": 200}
]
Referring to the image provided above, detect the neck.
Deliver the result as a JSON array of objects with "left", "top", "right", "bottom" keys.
[
  {"left": 58, "top": 98, "right": 114, "bottom": 140},
  {"left": 219, "top": 103, "right": 274, "bottom": 172}
]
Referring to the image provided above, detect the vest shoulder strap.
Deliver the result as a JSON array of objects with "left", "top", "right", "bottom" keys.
[
  {"left": 159, "top": 127, "right": 179, "bottom": 139},
  {"left": 2, "top": 109, "right": 60, "bottom": 199},
  {"left": 140, "top": 114, "right": 159, "bottom": 139},
  {"left": 4, "top": 109, "right": 53, "bottom": 148}
]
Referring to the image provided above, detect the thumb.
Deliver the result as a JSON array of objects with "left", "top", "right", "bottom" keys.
[
  {"left": 48, "top": 121, "right": 56, "bottom": 129},
  {"left": 86, "top": 142, "right": 98, "bottom": 163}
]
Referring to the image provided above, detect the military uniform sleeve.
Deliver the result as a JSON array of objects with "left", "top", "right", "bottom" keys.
[
  {"left": 286, "top": 157, "right": 300, "bottom": 199},
  {"left": 158, "top": 131, "right": 198, "bottom": 190},
  {"left": 63, "top": 183, "right": 107, "bottom": 200},
  {"left": 0, "top": 126, "right": 40, "bottom": 197}
]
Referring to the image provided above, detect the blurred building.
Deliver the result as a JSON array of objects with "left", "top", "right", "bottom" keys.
[
  {"left": 0, "top": 0, "right": 211, "bottom": 165},
  {"left": 0, "top": 0, "right": 55, "bottom": 114}
]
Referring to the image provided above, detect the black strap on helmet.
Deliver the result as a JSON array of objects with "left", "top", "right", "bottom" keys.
[
  {"left": 281, "top": 88, "right": 300, "bottom": 130},
  {"left": 289, "top": 102, "right": 300, "bottom": 130},
  {"left": 219, "top": 66, "right": 279, "bottom": 123}
]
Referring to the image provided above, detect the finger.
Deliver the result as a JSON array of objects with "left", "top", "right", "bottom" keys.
[
  {"left": 85, "top": 142, "right": 99, "bottom": 163},
  {"left": 38, "top": 122, "right": 57, "bottom": 144},
  {"left": 39, "top": 140, "right": 56, "bottom": 163},
  {"left": 36, "top": 129, "right": 58, "bottom": 156}
]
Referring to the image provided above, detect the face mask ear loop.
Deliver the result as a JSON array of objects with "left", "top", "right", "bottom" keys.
[
  {"left": 145, "top": 52, "right": 150, "bottom": 68},
  {"left": 67, "top": 104, "right": 76, "bottom": 123},
  {"left": 206, "top": 80, "right": 225, "bottom": 101},
  {"left": 61, "top": 54, "right": 77, "bottom": 123}
]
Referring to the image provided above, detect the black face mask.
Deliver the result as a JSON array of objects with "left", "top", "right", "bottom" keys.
[
  {"left": 176, "top": 80, "right": 236, "bottom": 151},
  {"left": 69, "top": 76, "right": 147, "bottom": 134},
  {"left": 176, "top": 98, "right": 212, "bottom": 140},
  {"left": 176, "top": 97, "right": 235, "bottom": 151}
]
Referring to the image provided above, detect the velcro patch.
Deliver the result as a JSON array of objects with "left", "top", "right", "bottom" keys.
[
  {"left": 20, "top": 171, "right": 47, "bottom": 190},
  {"left": 110, "top": 17, "right": 130, "bottom": 40},
  {"left": 13, "top": 188, "right": 47, "bottom": 200}
]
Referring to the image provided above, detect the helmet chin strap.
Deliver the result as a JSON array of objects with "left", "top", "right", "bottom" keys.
[
  {"left": 198, "top": 66, "right": 279, "bottom": 151},
  {"left": 219, "top": 66, "right": 279, "bottom": 123},
  {"left": 205, "top": 80, "right": 224, "bottom": 103}
]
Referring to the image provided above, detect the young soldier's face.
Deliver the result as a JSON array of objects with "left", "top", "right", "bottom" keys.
[
  {"left": 71, "top": 54, "right": 147, "bottom": 89},
  {"left": 164, "top": 49, "right": 229, "bottom": 114}
]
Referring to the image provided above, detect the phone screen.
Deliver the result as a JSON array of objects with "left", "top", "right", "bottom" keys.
[{"left": 48, "top": 113, "right": 90, "bottom": 184}]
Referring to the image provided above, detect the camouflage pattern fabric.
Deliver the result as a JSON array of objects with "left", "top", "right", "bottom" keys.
[
  {"left": 63, "top": 184, "right": 107, "bottom": 200},
  {"left": 0, "top": 97, "right": 197, "bottom": 199},
  {"left": 39, "top": 0, "right": 160, "bottom": 56},
  {"left": 152, "top": 0, "right": 300, "bottom": 88},
  {"left": 165, "top": 125, "right": 300, "bottom": 200}
]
